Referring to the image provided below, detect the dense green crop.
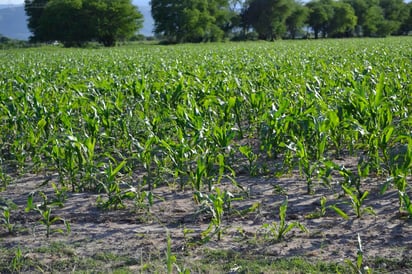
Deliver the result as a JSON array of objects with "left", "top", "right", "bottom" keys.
[{"left": 0, "top": 38, "right": 411, "bottom": 220}]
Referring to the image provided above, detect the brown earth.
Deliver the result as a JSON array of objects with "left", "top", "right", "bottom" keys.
[{"left": 0, "top": 160, "right": 411, "bottom": 273}]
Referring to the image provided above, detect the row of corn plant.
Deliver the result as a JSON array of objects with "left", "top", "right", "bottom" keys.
[{"left": 0, "top": 38, "right": 411, "bottom": 224}]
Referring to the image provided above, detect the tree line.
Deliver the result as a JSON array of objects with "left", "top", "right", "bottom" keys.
[
  {"left": 25, "top": 0, "right": 412, "bottom": 46},
  {"left": 25, "top": 0, "right": 143, "bottom": 47},
  {"left": 151, "top": 0, "right": 412, "bottom": 43}
]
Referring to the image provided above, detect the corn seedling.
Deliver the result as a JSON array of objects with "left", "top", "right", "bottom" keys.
[
  {"left": 9, "top": 246, "right": 25, "bottom": 273},
  {"left": 97, "top": 158, "right": 134, "bottom": 210},
  {"left": 239, "top": 145, "right": 259, "bottom": 176},
  {"left": 341, "top": 185, "right": 375, "bottom": 218},
  {"left": 305, "top": 196, "right": 328, "bottom": 219},
  {"left": 343, "top": 234, "right": 372, "bottom": 274},
  {"left": 1, "top": 206, "right": 14, "bottom": 234},
  {"left": 0, "top": 198, "right": 17, "bottom": 234},
  {"left": 194, "top": 187, "right": 234, "bottom": 241},
  {"left": 25, "top": 191, "right": 71, "bottom": 238},
  {"left": 165, "top": 231, "right": 190, "bottom": 274},
  {"left": 399, "top": 191, "right": 412, "bottom": 219},
  {"left": 262, "top": 199, "right": 308, "bottom": 241},
  {"left": 51, "top": 182, "right": 68, "bottom": 207}
]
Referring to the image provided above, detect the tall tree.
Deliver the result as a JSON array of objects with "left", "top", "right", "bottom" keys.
[
  {"left": 285, "top": 2, "right": 309, "bottom": 39},
  {"left": 343, "top": 0, "right": 378, "bottom": 36},
  {"left": 327, "top": 1, "right": 357, "bottom": 37},
  {"left": 151, "top": 0, "right": 231, "bottom": 43},
  {"left": 399, "top": 2, "right": 412, "bottom": 35},
  {"left": 306, "top": 0, "right": 335, "bottom": 38},
  {"left": 379, "top": 0, "right": 409, "bottom": 35},
  {"left": 25, "top": 0, "right": 143, "bottom": 46},
  {"left": 24, "top": 0, "right": 49, "bottom": 42},
  {"left": 38, "top": 0, "right": 92, "bottom": 46},
  {"left": 85, "top": 0, "right": 143, "bottom": 46},
  {"left": 362, "top": 5, "right": 398, "bottom": 36},
  {"left": 243, "top": 0, "right": 295, "bottom": 40}
]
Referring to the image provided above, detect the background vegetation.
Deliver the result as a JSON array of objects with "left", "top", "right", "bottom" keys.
[
  {"left": 24, "top": 0, "right": 143, "bottom": 46},
  {"left": 21, "top": 0, "right": 412, "bottom": 46}
]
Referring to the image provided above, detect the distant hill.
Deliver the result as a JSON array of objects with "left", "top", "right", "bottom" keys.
[{"left": 0, "top": 4, "right": 154, "bottom": 40}]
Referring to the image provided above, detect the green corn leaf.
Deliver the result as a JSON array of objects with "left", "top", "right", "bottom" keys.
[
  {"left": 111, "top": 160, "right": 127, "bottom": 177},
  {"left": 330, "top": 205, "right": 349, "bottom": 220}
]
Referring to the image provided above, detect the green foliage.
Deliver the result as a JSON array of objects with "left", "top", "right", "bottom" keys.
[
  {"left": 239, "top": 145, "right": 258, "bottom": 176},
  {"left": 327, "top": 1, "right": 357, "bottom": 37},
  {"left": 165, "top": 231, "right": 190, "bottom": 274},
  {"left": 25, "top": 191, "right": 71, "bottom": 238},
  {"left": 151, "top": 0, "right": 231, "bottom": 43},
  {"left": 1, "top": 200, "right": 17, "bottom": 234},
  {"left": 0, "top": 38, "right": 411, "bottom": 245},
  {"left": 242, "top": 0, "right": 295, "bottom": 40},
  {"left": 195, "top": 187, "right": 234, "bottom": 241},
  {"left": 262, "top": 199, "right": 308, "bottom": 241},
  {"left": 343, "top": 234, "right": 372, "bottom": 274},
  {"left": 25, "top": 0, "right": 143, "bottom": 47},
  {"left": 10, "top": 246, "right": 25, "bottom": 273},
  {"left": 341, "top": 185, "right": 375, "bottom": 218},
  {"left": 306, "top": 0, "right": 335, "bottom": 38}
]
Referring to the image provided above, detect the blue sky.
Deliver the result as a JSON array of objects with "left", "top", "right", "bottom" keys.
[{"left": 0, "top": 0, "right": 150, "bottom": 5}]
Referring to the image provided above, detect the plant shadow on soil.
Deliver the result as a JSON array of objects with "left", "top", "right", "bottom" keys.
[{"left": 0, "top": 159, "right": 411, "bottom": 273}]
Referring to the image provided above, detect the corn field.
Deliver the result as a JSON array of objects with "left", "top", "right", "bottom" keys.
[{"left": 0, "top": 38, "right": 411, "bottom": 272}]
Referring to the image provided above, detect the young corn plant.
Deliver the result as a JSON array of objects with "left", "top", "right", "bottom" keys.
[
  {"left": 305, "top": 196, "right": 327, "bottom": 219},
  {"left": 1, "top": 206, "right": 14, "bottom": 234},
  {"left": 336, "top": 157, "right": 370, "bottom": 200},
  {"left": 341, "top": 185, "right": 375, "bottom": 219},
  {"left": 96, "top": 158, "right": 134, "bottom": 210},
  {"left": 343, "top": 234, "right": 372, "bottom": 274},
  {"left": 51, "top": 135, "right": 86, "bottom": 192},
  {"left": 160, "top": 131, "right": 194, "bottom": 190},
  {"left": 25, "top": 191, "right": 70, "bottom": 238},
  {"left": 134, "top": 135, "right": 159, "bottom": 191},
  {"left": 239, "top": 145, "right": 259, "bottom": 176},
  {"left": 399, "top": 191, "right": 412, "bottom": 219},
  {"left": 188, "top": 147, "right": 219, "bottom": 192},
  {"left": 9, "top": 246, "right": 25, "bottom": 273},
  {"left": 283, "top": 139, "right": 320, "bottom": 194},
  {"left": 328, "top": 161, "right": 375, "bottom": 219},
  {"left": 165, "top": 231, "right": 190, "bottom": 274},
  {"left": 194, "top": 186, "right": 234, "bottom": 241},
  {"left": 383, "top": 136, "right": 412, "bottom": 214},
  {"left": 262, "top": 199, "right": 308, "bottom": 241}
]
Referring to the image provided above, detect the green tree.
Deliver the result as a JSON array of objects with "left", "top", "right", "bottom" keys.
[
  {"left": 285, "top": 2, "right": 309, "bottom": 39},
  {"left": 243, "top": 0, "right": 295, "bottom": 40},
  {"left": 25, "top": 0, "right": 143, "bottom": 47},
  {"left": 399, "top": 2, "right": 412, "bottom": 35},
  {"left": 379, "top": 0, "right": 408, "bottom": 35},
  {"left": 151, "top": 0, "right": 231, "bottom": 43},
  {"left": 85, "top": 0, "right": 143, "bottom": 46},
  {"left": 327, "top": 1, "right": 357, "bottom": 37},
  {"left": 362, "top": 5, "right": 397, "bottom": 36},
  {"left": 345, "top": 0, "right": 407, "bottom": 37},
  {"left": 24, "top": 0, "right": 49, "bottom": 42},
  {"left": 38, "top": 0, "right": 92, "bottom": 46},
  {"left": 343, "top": 0, "right": 378, "bottom": 36},
  {"left": 306, "top": 0, "right": 334, "bottom": 38}
]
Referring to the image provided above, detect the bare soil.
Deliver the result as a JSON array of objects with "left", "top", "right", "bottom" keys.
[{"left": 1, "top": 159, "right": 411, "bottom": 273}]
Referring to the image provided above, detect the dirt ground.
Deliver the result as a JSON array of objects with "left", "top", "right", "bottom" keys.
[{"left": 1, "top": 159, "right": 411, "bottom": 273}]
